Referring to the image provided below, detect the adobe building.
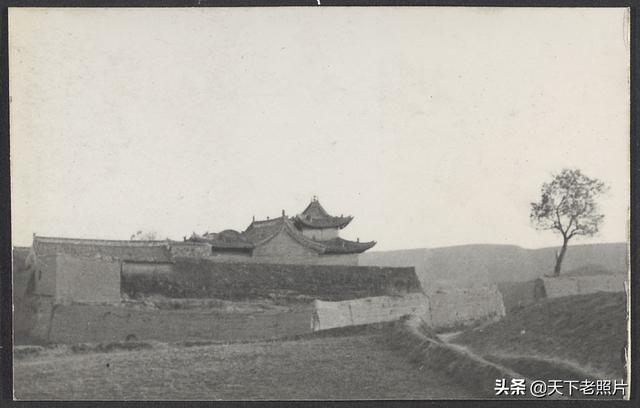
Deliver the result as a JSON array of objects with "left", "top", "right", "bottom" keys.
[
  {"left": 186, "top": 197, "right": 376, "bottom": 265},
  {"left": 26, "top": 236, "right": 173, "bottom": 304}
]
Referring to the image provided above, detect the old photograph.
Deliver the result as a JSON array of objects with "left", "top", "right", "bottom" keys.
[{"left": 8, "top": 6, "right": 630, "bottom": 400}]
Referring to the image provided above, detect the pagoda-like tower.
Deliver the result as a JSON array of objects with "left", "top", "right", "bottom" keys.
[
  {"left": 293, "top": 196, "right": 354, "bottom": 241},
  {"left": 187, "top": 196, "right": 375, "bottom": 265}
]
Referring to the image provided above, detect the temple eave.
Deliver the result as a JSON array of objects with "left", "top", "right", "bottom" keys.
[
  {"left": 294, "top": 215, "right": 353, "bottom": 229},
  {"left": 320, "top": 239, "right": 377, "bottom": 254}
]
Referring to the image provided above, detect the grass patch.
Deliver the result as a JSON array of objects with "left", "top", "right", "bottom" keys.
[
  {"left": 14, "top": 346, "right": 46, "bottom": 360},
  {"left": 384, "top": 318, "right": 524, "bottom": 398},
  {"left": 452, "top": 292, "right": 627, "bottom": 379},
  {"left": 69, "top": 341, "right": 153, "bottom": 354}
]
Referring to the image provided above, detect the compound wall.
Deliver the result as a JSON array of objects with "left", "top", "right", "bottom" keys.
[
  {"left": 32, "top": 255, "right": 57, "bottom": 297},
  {"left": 168, "top": 242, "right": 213, "bottom": 258},
  {"left": 541, "top": 274, "right": 627, "bottom": 298},
  {"left": 55, "top": 255, "right": 121, "bottom": 304},
  {"left": 34, "top": 303, "right": 312, "bottom": 344},
  {"left": 312, "top": 293, "right": 429, "bottom": 331},
  {"left": 427, "top": 285, "right": 506, "bottom": 330},
  {"left": 14, "top": 295, "right": 55, "bottom": 343},
  {"left": 122, "top": 259, "right": 421, "bottom": 301},
  {"left": 311, "top": 287, "right": 506, "bottom": 332},
  {"left": 497, "top": 279, "right": 545, "bottom": 313}
]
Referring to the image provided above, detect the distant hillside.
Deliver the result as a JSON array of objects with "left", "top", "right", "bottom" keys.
[{"left": 358, "top": 243, "right": 627, "bottom": 290}]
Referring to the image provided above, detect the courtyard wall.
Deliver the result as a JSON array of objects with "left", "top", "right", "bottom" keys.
[
  {"left": 55, "top": 255, "right": 121, "bottom": 304},
  {"left": 541, "top": 274, "right": 627, "bottom": 298},
  {"left": 122, "top": 259, "right": 421, "bottom": 301}
]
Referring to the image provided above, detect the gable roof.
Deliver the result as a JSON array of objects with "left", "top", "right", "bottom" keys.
[
  {"left": 32, "top": 236, "right": 173, "bottom": 263},
  {"left": 242, "top": 217, "right": 288, "bottom": 245}
]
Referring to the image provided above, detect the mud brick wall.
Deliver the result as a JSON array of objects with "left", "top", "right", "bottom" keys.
[
  {"left": 575, "top": 274, "right": 627, "bottom": 293},
  {"left": 312, "top": 293, "right": 429, "bottom": 331},
  {"left": 121, "top": 259, "right": 421, "bottom": 301},
  {"left": 42, "top": 304, "right": 312, "bottom": 344},
  {"left": 427, "top": 285, "right": 506, "bottom": 330},
  {"left": 55, "top": 255, "right": 122, "bottom": 304},
  {"left": 168, "top": 242, "right": 212, "bottom": 258},
  {"left": 310, "top": 286, "right": 506, "bottom": 333},
  {"left": 32, "top": 255, "right": 57, "bottom": 297},
  {"left": 542, "top": 274, "right": 627, "bottom": 298},
  {"left": 12, "top": 246, "right": 31, "bottom": 272},
  {"left": 14, "top": 295, "right": 55, "bottom": 344},
  {"left": 497, "top": 279, "right": 546, "bottom": 313}
]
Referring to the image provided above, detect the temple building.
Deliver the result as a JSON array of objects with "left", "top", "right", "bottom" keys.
[{"left": 184, "top": 197, "right": 376, "bottom": 265}]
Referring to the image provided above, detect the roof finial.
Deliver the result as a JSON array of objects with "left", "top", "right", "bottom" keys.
[
  {"left": 252, "top": 215, "right": 255, "bottom": 222},
  {"left": 313, "top": 195, "right": 318, "bottom": 202},
  {"left": 282, "top": 209, "right": 285, "bottom": 216}
]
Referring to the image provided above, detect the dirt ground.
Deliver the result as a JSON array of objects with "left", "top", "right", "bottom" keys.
[{"left": 14, "top": 334, "right": 472, "bottom": 400}]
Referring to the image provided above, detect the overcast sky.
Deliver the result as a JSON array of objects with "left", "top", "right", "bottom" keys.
[{"left": 10, "top": 7, "right": 629, "bottom": 250}]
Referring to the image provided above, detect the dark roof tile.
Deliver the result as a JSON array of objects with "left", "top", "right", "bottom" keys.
[{"left": 321, "top": 238, "right": 377, "bottom": 254}]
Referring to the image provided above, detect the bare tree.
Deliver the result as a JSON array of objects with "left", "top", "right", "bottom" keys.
[
  {"left": 530, "top": 168, "right": 608, "bottom": 276},
  {"left": 130, "top": 230, "right": 159, "bottom": 241}
]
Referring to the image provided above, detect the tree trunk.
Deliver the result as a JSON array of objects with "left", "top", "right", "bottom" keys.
[{"left": 554, "top": 238, "right": 569, "bottom": 277}]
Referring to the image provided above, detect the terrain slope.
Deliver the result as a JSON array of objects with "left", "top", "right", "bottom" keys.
[{"left": 452, "top": 292, "right": 627, "bottom": 379}]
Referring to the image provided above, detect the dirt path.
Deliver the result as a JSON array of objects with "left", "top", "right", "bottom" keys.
[{"left": 14, "top": 334, "right": 472, "bottom": 400}]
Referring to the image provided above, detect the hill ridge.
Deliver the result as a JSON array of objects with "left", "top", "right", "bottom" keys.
[{"left": 359, "top": 242, "right": 627, "bottom": 288}]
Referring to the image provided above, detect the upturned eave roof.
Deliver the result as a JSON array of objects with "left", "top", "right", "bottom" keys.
[
  {"left": 321, "top": 238, "right": 377, "bottom": 254},
  {"left": 293, "top": 214, "right": 353, "bottom": 229},
  {"left": 296, "top": 198, "right": 353, "bottom": 229}
]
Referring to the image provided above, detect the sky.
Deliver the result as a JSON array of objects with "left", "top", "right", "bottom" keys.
[{"left": 9, "top": 7, "right": 630, "bottom": 251}]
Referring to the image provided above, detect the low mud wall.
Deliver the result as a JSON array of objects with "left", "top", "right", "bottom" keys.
[
  {"left": 24, "top": 302, "right": 312, "bottom": 344},
  {"left": 427, "top": 285, "right": 506, "bottom": 330},
  {"left": 312, "top": 294, "right": 429, "bottom": 331},
  {"left": 541, "top": 275, "right": 627, "bottom": 298},
  {"left": 497, "top": 280, "right": 544, "bottom": 313},
  {"left": 122, "top": 259, "right": 421, "bottom": 301},
  {"left": 311, "top": 287, "right": 506, "bottom": 332}
]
